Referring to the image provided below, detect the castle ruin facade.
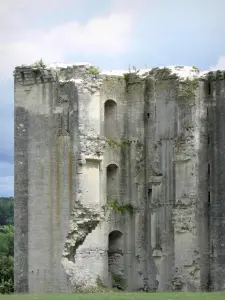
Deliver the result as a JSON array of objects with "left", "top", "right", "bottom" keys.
[{"left": 14, "top": 63, "right": 225, "bottom": 293}]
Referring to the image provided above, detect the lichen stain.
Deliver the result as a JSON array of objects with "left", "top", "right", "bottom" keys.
[
  {"left": 49, "top": 143, "right": 53, "bottom": 218},
  {"left": 49, "top": 139, "right": 53, "bottom": 284},
  {"left": 40, "top": 162, "right": 44, "bottom": 183},
  {"left": 69, "top": 137, "right": 73, "bottom": 214},
  {"left": 56, "top": 136, "right": 61, "bottom": 226}
]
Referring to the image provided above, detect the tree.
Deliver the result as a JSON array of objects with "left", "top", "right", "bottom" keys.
[
  {"left": 0, "top": 197, "right": 13, "bottom": 226},
  {"left": 0, "top": 225, "right": 14, "bottom": 257},
  {"left": 0, "top": 198, "right": 14, "bottom": 294},
  {"left": 0, "top": 256, "right": 13, "bottom": 294}
]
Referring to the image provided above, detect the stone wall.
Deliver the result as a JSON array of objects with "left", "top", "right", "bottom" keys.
[{"left": 14, "top": 63, "right": 225, "bottom": 293}]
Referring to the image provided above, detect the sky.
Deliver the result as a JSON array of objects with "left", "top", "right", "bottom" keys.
[{"left": 0, "top": 0, "right": 225, "bottom": 196}]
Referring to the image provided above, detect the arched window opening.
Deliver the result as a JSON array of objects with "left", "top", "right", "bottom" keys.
[
  {"left": 108, "top": 230, "right": 124, "bottom": 289},
  {"left": 104, "top": 100, "right": 118, "bottom": 137},
  {"left": 106, "top": 164, "right": 119, "bottom": 202}
]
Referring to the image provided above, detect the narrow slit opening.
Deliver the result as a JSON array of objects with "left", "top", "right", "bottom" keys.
[{"left": 208, "top": 82, "right": 211, "bottom": 95}]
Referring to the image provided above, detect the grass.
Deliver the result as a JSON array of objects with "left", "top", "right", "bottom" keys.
[{"left": 0, "top": 293, "right": 225, "bottom": 300}]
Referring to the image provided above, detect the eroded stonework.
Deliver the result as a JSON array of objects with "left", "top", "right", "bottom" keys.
[{"left": 14, "top": 62, "right": 225, "bottom": 293}]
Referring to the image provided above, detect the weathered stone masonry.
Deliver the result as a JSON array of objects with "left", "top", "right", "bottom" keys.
[{"left": 14, "top": 63, "right": 225, "bottom": 293}]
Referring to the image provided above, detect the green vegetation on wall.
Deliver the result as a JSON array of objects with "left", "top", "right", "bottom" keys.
[
  {"left": 96, "top": 276, "right": 107, "bottom": 289},
  {"left": 103, "top": 199, "right": 133, "bottom": 215},
  {"left": 34, "top": 58, "right": 46, "bottom": 68},
  {"left": 123, "top": 69, "right": 141, "bottom": 92},
  {"left": 192, "top": 66, "right": 200, "bottom": 73},
  {"left": 177, "top": 78, "right": 198, "bottom": 102},
  {"left": 106, "top": 137, "right": 129, "bottom": 148},
  {"left": 112, "top": 273, "right": 122, "bottom": 284},
  {"left": 88, "top": 66, "right": 100, "bottom": 75},
  {"left": 111, "top": 273, "right": 124, "bottom": 290}
]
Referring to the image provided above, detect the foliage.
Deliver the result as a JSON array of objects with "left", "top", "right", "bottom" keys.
[
  {"left": 123, "top": 73, "right": 130, "bottom": 83},
  {"left": 0, "top": 225, "right": 14, "bottom": 257},
  {"left": 106, "top": 137, "right": 129, "bottom": 148},
  {"left": 34, "top": 58, "right": 46, "bottom": 68},
  {"left": 0, "top": 197, "right": 13, "bottom": 226},
  {"left": 73, "top": 276, "right": 118, "bottom": 293},
  {"left": 0, "top": 256, "right": 13, "bottom": 294},
  {"left": 59, "top": 81, "right": 66, "bottom": 87},
  {"left": 123, "top": 70, "right": 140, "bottom": 92},
  {"left": 0, "top": 225, "right": 14, "bottom": 294},
  {"left": 0, "top": 198, "right": 14, "bottom": 294},
  {"left": 88, "top": 66, "right": 100, "bottom": 75},
  {"left": 103, "top": 199, "right": 133, "bottom": 215},
  {"left": 112, "top": 274, "right": 122, "bottom": 284},
  {"left": 177, "top": 78, "right": 198, "bottom": 102},
  {"left": 111, "top": 274, "right": 124, "bottom": 290},
  {"left": 96, "top": 276, "right": 107, "bottom": 289},
  {"left": 192, "top": 66, "right": 200, "bottom": 73}
]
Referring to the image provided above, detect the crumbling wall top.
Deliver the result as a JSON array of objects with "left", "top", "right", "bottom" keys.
[
  {"left": 14, "top": 61, "right": 225, "bottom": 87},
  {"left": 14, "top": 61, "right": 103, "bottom": 89},
  {"left": 101, "top": 65, "right": 208, "bottom": 81}
]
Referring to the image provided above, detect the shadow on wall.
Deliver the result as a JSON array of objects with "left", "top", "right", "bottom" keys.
[
  {"left": 106, "top": 164, "right": 119, "bottom": 202},
  {"left": 108, "top": 230, "right": 124, "bottom": 290},
  {"left": 104, "top": 100, "right": 118, "bottom": 138}
]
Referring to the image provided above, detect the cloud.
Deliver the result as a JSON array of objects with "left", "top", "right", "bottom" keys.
[
  {"left": 210, "top": 56, "right": 225, "bottom": 71},
  {"left": 0, "top": 176, "right": 14, "bottom": 197},
  {"left": 0, "top": 1, "right": 135, "bottom": 78}
]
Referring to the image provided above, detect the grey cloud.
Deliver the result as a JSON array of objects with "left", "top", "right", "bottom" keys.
[{"left": 0, "top": 153, "right": 13, "bottom": 165}]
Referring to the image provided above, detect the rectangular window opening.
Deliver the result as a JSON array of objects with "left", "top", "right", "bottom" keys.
[
  {"left": 20, "top": 71, "right": 25, "bottom": 81},
  {"left": 208, "top": 164, "right": 210, "bottom": 175},
  {"left": 148, "top": 188, "right": 152, "bottom": 204}
]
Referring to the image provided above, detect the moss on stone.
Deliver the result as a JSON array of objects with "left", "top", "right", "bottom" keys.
[
  {"left": 96, "top": 276, "right": 107, "bottom": 289},
  {"left": 112, "top": 274, "right": 123, "bottom": 284},
  {"left": 103, "top": 199, "right": 134, "bottom": 215},
  {"left": 106, "top": 137, "right": 129, "bottom": 148},
  {"left": 177, "top": 78, "right": 198, "bottom": 102}
]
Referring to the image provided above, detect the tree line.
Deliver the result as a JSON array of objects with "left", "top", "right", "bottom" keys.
[{"left": 0, "top": 197, "right": 14, "bottom": 294}]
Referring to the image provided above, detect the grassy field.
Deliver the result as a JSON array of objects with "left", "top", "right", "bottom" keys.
[{"left": 0, "top": 293, "right": 224, "bottom": 300}]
